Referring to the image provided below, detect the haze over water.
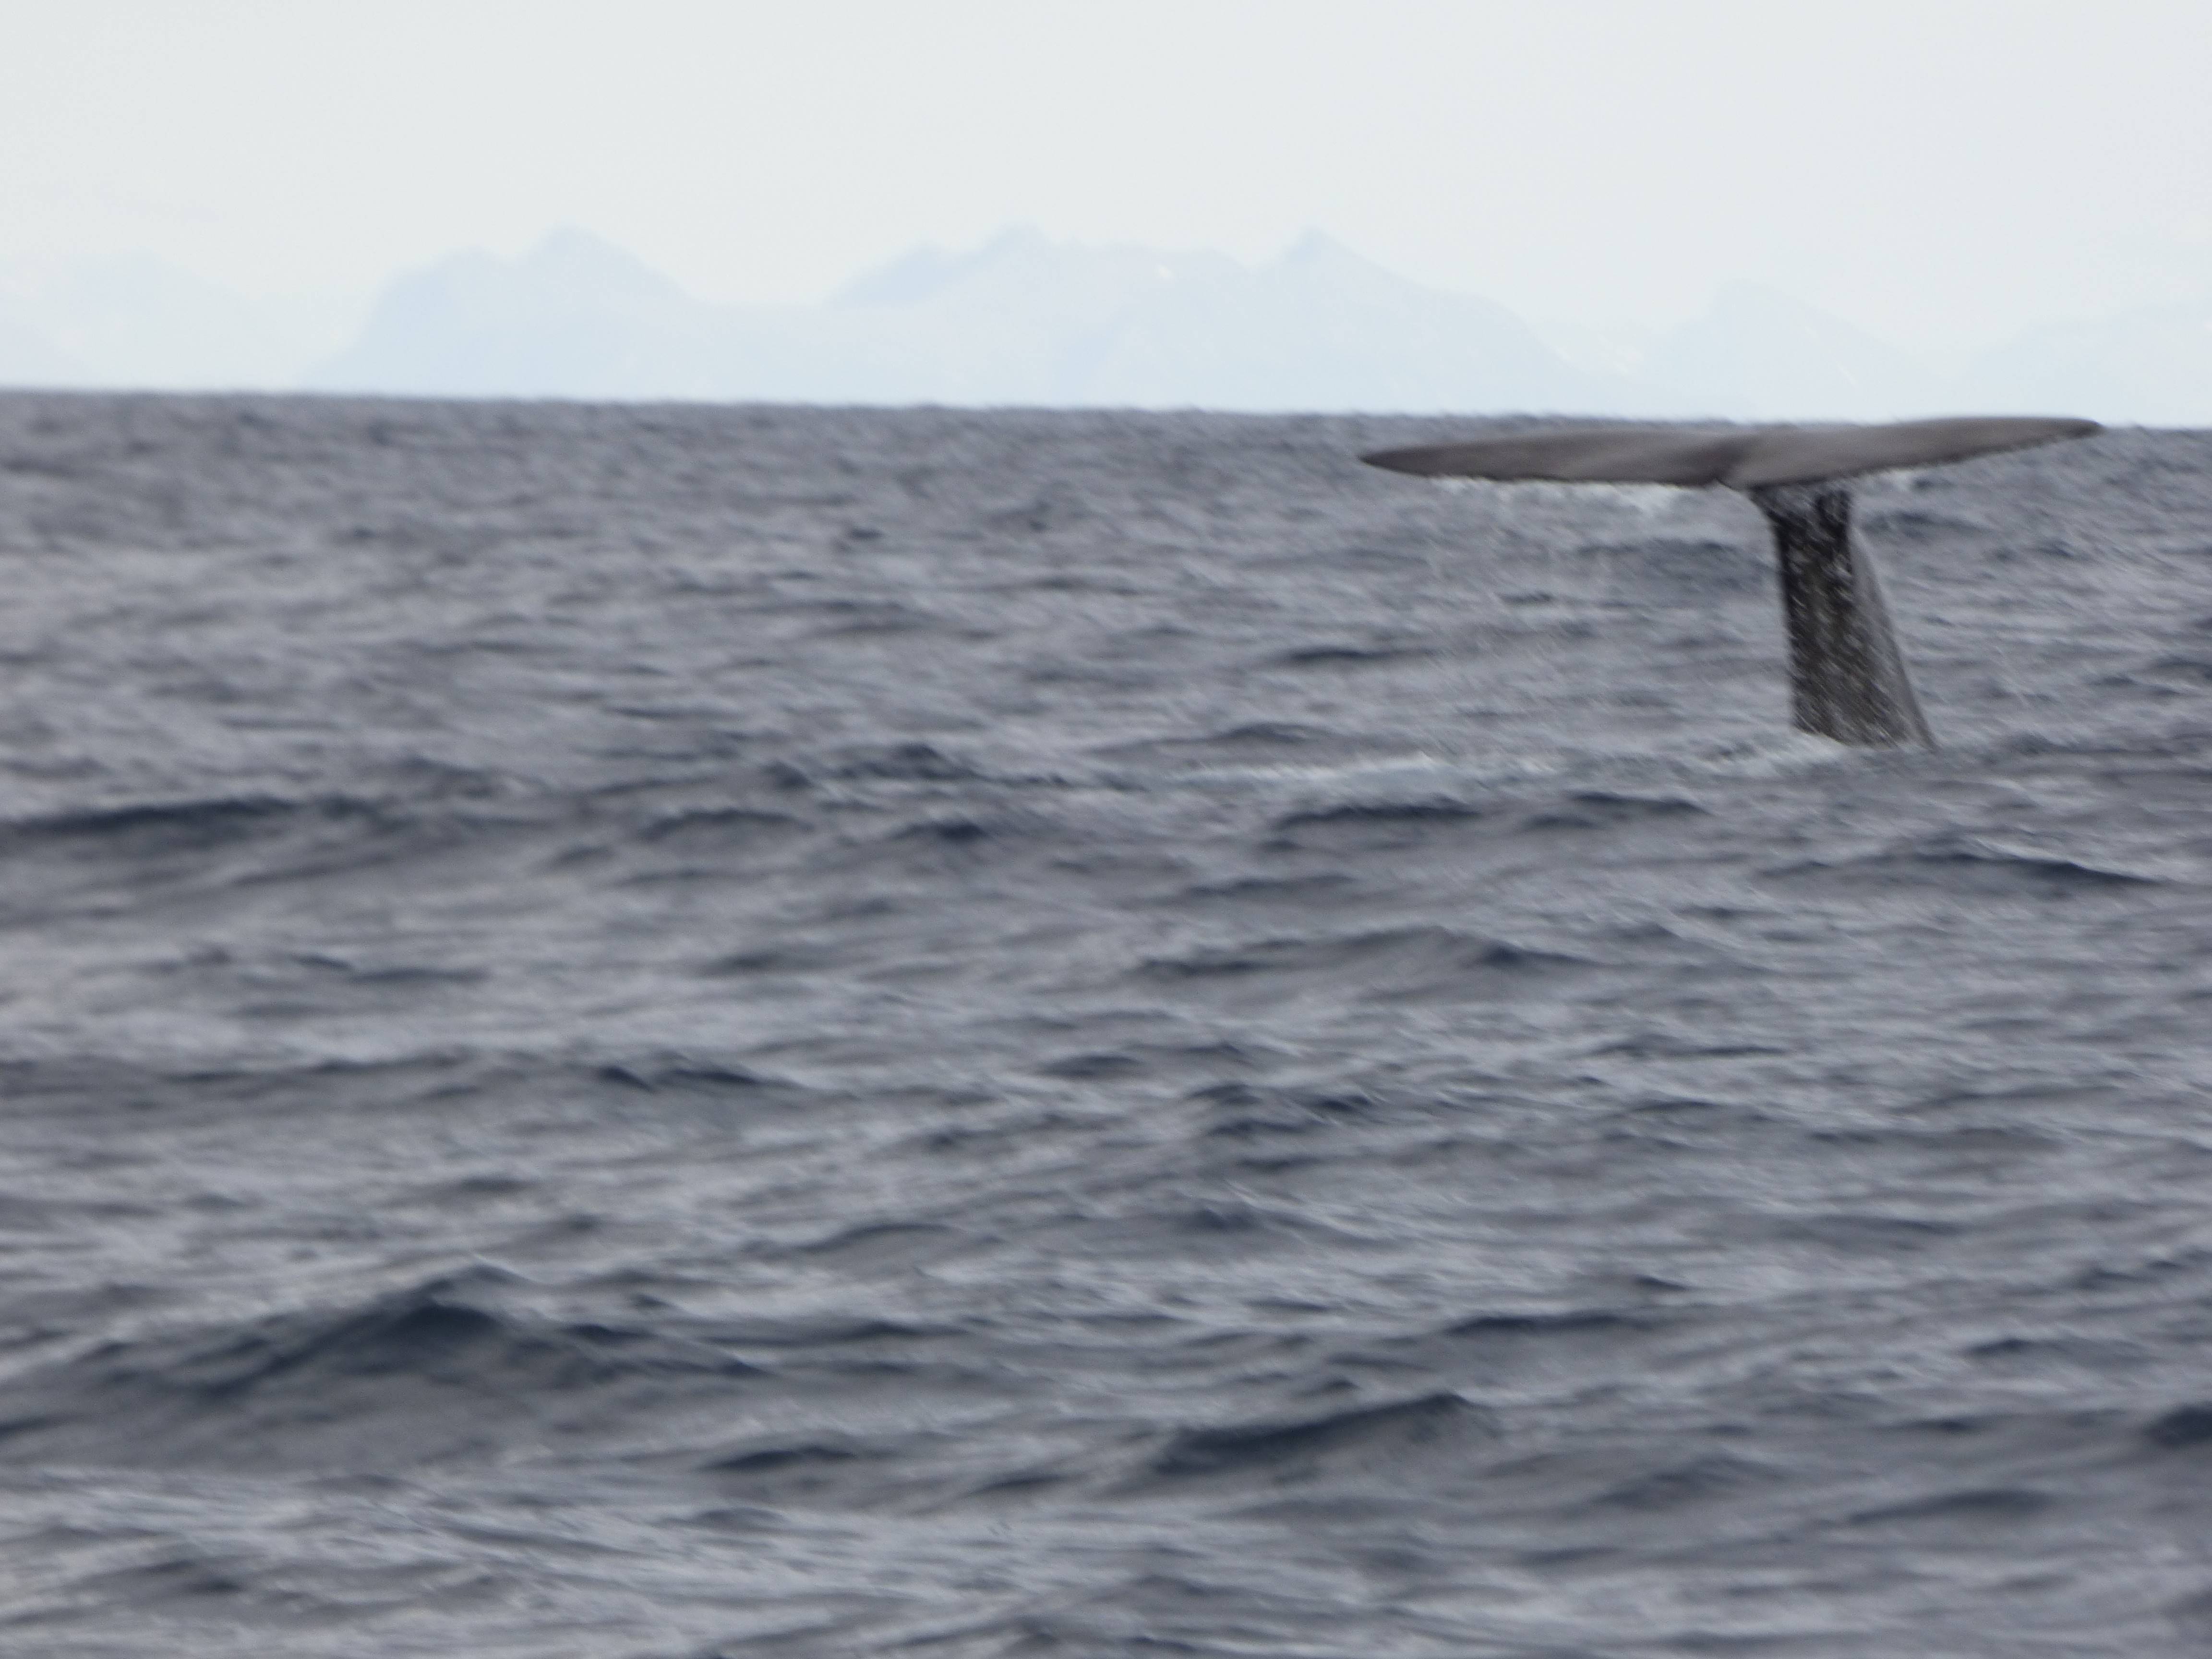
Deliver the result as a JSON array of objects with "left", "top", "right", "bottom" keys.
[{"left": 5, "top": 4, "right": 2212, "bottom": 419}]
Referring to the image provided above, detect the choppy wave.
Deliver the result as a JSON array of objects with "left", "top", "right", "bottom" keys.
[{"left": 0, "top": 394, "right": 2207, "bottom": 1656}]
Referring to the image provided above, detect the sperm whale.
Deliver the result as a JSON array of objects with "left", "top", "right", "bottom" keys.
[{"left": 1361, "top": 416, "right": 2100, "bottom": 747}]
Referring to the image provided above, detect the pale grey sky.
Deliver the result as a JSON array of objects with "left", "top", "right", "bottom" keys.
[{"left": 3, "top": 0, "right": 2207, "bottom": 346}]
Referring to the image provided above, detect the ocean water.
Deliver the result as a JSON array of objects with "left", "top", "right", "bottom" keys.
[{"left": 0, "top": 392, "right": 2208, "bottom": 1657}]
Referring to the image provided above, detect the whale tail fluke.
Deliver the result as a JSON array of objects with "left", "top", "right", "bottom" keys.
[
  {"left": 1360, "top": 416, "right": 2100, "bottom": 490},
  {"left": 1358, "top": 416, "right": 2100, "bottom": 748}
]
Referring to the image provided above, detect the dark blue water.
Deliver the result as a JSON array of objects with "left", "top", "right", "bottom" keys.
[{"left": 1, "top": 392, "right": 2209, "bottom": 1656}]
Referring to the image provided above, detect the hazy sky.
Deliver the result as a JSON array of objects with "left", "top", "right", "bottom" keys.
[{"left": 4, "top": 0, "right": 2208, "bottom": 345}]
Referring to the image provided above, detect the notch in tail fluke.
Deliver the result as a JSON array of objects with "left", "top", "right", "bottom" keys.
[{"left": 1359, "top": 415, "right": 2101, "bottom": 748}]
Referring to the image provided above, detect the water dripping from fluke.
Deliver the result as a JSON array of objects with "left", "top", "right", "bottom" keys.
[{"left": 1361, "top": 416, "right": 2101, "bottom": 748}]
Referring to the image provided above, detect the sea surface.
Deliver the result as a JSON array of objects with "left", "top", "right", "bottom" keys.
[{"left": 0, "top": 392, "right": 2208, "bottom": 1657}]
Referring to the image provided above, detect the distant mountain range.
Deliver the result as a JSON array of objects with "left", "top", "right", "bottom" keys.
[
  {"left": 4, "top": 227, "right": 2210, "bottom": 422},
  {"left": 302, "top": 227, "right": 1590, "bottom": 414}
]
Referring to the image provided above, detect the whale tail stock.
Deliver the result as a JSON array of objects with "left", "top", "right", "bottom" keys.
[
  {"left": 1359, "top": 416, "right": 2100, "bottom": 747},
  {"left": 1750, "top": 481, "right": 1931, "bottom": 747}
]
